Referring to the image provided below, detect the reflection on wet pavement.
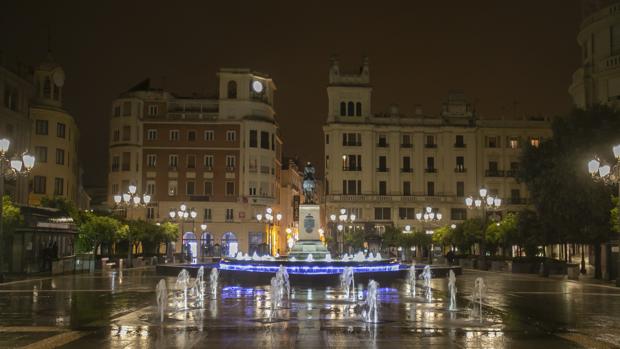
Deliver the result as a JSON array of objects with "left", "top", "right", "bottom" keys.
[{"left": 0, "top": 268, "right": 618, "bottom": 348}]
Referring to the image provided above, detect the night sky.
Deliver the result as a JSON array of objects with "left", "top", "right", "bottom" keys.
[{"left": 1, "top": 1, "right": 582, "bottom": 187}]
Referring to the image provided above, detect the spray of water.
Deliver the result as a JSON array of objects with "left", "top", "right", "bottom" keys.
[
  {"left": 472, "top": 277, "right": 486, "bottom": 322},
  {"left": 407, "top": 263, "right": 416, "bottom": 298},
  {"left": 193, "top": 266, "right": 206, "bottom": 308},
  {"left": 276, "top": 265, "right": 290, "bottom": 300},
  {"left": 269, "top": 276, "right": 283, "bottom": 321},
  {"left": 448, "top": 270, "right": 457, "bottom": 311},
  {"left": 156, "top": 279, "right": 168, "bottom": 322},
  {"left": 175, "top": 269, "right": 190, "bottom": 310},
  {"left": 340, "top": 266, "right": 355, "bottom": 301},
  {"left": 363, "top": 280, "right": 379, "bottom": 323},
  {"left": 210, "top": 268, "right": 219, "bottom": 299},
  {"left": 421, "top": 265, "right": 432, "bottom": 302}
]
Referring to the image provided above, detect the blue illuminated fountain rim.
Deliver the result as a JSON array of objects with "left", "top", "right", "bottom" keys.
[{"left": 218, "top": 258, "right": 403, "bottom": 275}]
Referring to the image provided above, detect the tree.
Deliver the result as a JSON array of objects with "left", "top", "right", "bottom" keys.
[
  {"left": 381, "top": 225, "right": 402, "bottom": 248},
  {"left": 78, "top": 214, "right": 127, "bottom": 256},
  {"left": 2, "top": 195, "right": 23, "bottom": 237},
  {"left": 40, "top": 196, "right": 84, "bottom": 224},
  {"left": 433, "top": 225, "right": 453, "bottom": 247},
  {"left": 515, "top": 210, "right": 544, "bottom": 257}
]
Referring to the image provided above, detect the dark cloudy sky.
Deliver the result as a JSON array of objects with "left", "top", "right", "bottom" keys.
[{"left": 1, "top": 1, "right": 583, "bottom": 187}]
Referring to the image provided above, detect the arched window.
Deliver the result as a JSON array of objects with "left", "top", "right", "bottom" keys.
[
  {"left": 43, "top": 77, "right": 52, "bottom": 99},
  {"left": 182, "top": 232, "right": 198, "bottom": 263},
  {"left": 340, "top": 102, "right": 346, "bottom": 116},
  {"left": 227, "top": 80, "right": 237, "bottom": 99},
  {"left": 201, "top": 232, "right": 213, "bottom": 257},
  {"left": 347, "top": 102, "right": 354, "bottom": 116},
  {"left": 222, "top": 232, "right": 238, "bottom": 257},
  {"left": 356, "top": 102, "right": 362, "bottom": 116},
  {"left": 53, "top": 85, "right": 59, "bottom": 101}
]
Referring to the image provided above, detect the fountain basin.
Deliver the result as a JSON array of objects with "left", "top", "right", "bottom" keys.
[{"left": 156, "top": 260, "right": 461, "bottom": 286}]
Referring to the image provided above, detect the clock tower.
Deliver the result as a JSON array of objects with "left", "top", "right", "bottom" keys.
[{"left": 33, "top": 52, "right": 65, "bottom": 108}]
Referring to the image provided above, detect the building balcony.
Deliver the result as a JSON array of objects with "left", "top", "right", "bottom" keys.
[
  {"left": 343, "top": 166, "right": 362, "bottom": 171},
  {"left": 425, "top": 168, "right": 437, "bottom": 173},
  {"left": 376, "top": 143, "right": 389, "bottom": 148},
  {"left": 425, "top": 143, "right": 437, "bottom": 148},
  {"left": 401, "top": 168, "right": 413, "bottom": 173},
  {"left": 485, "top": 170, "right": 505, "bottom": 177},
  {"left": 189, "top": 195, "right": 211, "bottom": 201},
  {"left": 506, "top": 170, "right": 518, "bottom": 177},
  {"left": 226, "top": 166, "right": 236, "bottom": 172},
  {"left": 454, "top": 143, "right": 466, "bottom": 148},
  {"left": 400, "top": 143, "right": 413, "bottom": 148},
  {"left": 260, "top": 166, "right": 270, "bottom": 174},
  {"left": 454, "top": 167, "right": 467, "bottom": 173},
  {"left": 343, "top": 141, "right": 362, "bottom": 146},
  {"left": 508, "top": 198, "right": 528, "bottom": 205},
  {"left": 376, "top": 167, "right": 389, "bottom": 172},
  {"left": 325, "top": 194, "right": 459, "bottom": 203}
]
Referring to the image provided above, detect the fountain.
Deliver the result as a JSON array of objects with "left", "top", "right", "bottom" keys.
[
  {"left": 363, "top": 279, "right": 379, "bottom": 323},
  {"left": 472, "top": 277, "right": 486, "bottom": 322},
  {"left": 175, "top": 269, "right": 190, "bottom": 310},
  {"left": 421, "top": 265, "right": 432, "bottom": 302},
  {"left": 192, "top": 266, "right": 206, "bottom": 308},
  {"left": 156, "top": 279, "right": 167, "bottom": 322},
  {"left": 210, "top": 268, "right": 219, "bottom": 299},
  {"left": 305, "top": 253, "right": 314, "bottom": 262},
  {"left": 269, "top": 276, "right": 283, "bottom": 321},
  {"left": 276, "top": 265, "right": 290, "bottom": 300},
  {"left": 448, "top": 270, "right": 457, "bottom": 311},
  {"left": 340, "top": 266, "right": 355, "bottom": 301},
  {"left": 407, "top": 264, "right": 416, "bottom": 298}
]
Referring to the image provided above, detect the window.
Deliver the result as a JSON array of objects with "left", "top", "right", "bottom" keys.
[
  {"left": 379, "top": 181, "right": 387, "bottom": 195},
  {"left": 114, "top": 105, "right": 121, "bottom": 117},
  {"left": 204, "top": 130, "right": 214, "bottom": 141},
  {"left": 56, "top": 123, "right": 66, "bottom": 138},
  {"left": 204, "top": 181, "right": 213, "bottom": 195},
  {"left": 343, "top": 154, "right": 361, "bottom": 171},
  {"left": 399, "top": 207, "right": 415, "bottom": 219},
  {"left": 56, "top": 148, "right": 65, "bottom": 165},
  {"left": 227, "top": 80, "right": 237, "bottom": 99},
  {"left": 120, "top": 152, "right": 130, "bottom": 171},
  {"left": 425, "top": 135, "right": 436, "bottom": 147},
  {"left": 355, "top": 102, "right": 362, "bottom": 116},
  {"left": 347, "top": 101, "right": 354, "bottom": 116},
  {"left": 225, "top": 208, "right": 234, "bottom": 221},
  {"left": 111, "top": 156, "right": 120, "bottom": 171},
  {"left": 168, "top": 180, "right": 177, "bottom": 196},
  {"left": 226, "top": 130, "right": 236, "bottom": 142},
  {"left": 113, "top": 129, "right": 120, "bottom": 142},
  {"left": 530, "top": 137, "right": 540, "bottom": 147},
  {"left": 33, "top": 176, "right": 46, "bottom": 194},
  {"left": 455, "top": 135, "right": 465, "bottom": 147},
  {"left": 146, "top": 181, "right": 156, "bottom": 194},
  {"left": 271, "top": 134, "right": 275, "bottom": 151},
  {"left": 260, "top": 131, "right": 269, "bottom": 149},
  {"left": 489, "top": 161, "right": 498, "bottom": 171},
  {"left": 340, "top": 102, "right": 346, "bottom": 116},
  {"left": 374, "top": 207, "right": 391, "bottom": 220},
  {"left": 148, "top": 105, "right": 158, "bottom": 116},
  {"left": 427, "top": 181, "right": 435, "bottom": 196},
  {"left": 454, "top": 156, "right": 465, "bottom": 171},
  {"left": 204, "top": 208, "right": 212, "bottom": 221},
  {"left": 186, "top": 181, "right": 195, "bottom": 195},
  {"left": 147, "top": 207, "right": 155, "bottom": 219},
  {"left": 508, "top": 137, "right": 520, "bottom": 149},
  {"left": 377, "top": 134, "right": 388, "bottom": 147},
  {"left": 122, "top": 126, "right": 131, "bottom": 141},
  {"left": 146, "top": 129, "right": 157, "bottom": 140},
  {"left": 188, "top": 130, "right": 196, "bottom": 141},
  {"left": 378, "top": 156, "right": 387, "bottom": 171},
  {"left": 249, "top": 181, "right": 257, "bottom": 196},
  {"left": 508, "top": 162, "right": 519, "bottom": 176},
  {"left": 401, "top": 134, "right": 412, "bottom": 147},
  {"left": 35, "top": 146, "right": 47, "bottom": 163},
  {"left": 204, "top": 155, "right": 214, "bottom": 169},
  {"left": 402, "top": 156, "right": 411, "bottom": 172},
  {"left": 426, "top": 157, "right": 435, "bottom": 172},
  {"left": 3, "top": 85, "right": 18, "bottom": 111},
  {"left": 226, "top": 155, "right": 236, "bottom": 168},
  {"left": 54, "top": 178, "right": 64, "bottom": 195},
  {"left": 342, "top": 180, "right": 361, "bottom": 195},
  {"left": 146, "top": 154, "right": 157, "bottom": 167},
  {"left": 122, "top": 101, "right": 131, "bottom": 116},
  {"left": 169, "top": 130, "right": 180, "bottom": 141},
  {"left": 456, "top": 181, "right": 465, "bottom": 197},
  {"left": 35, "top": 120, "right": 48, "bottom": 135},
  {"left": 187, "top": 155, "right": 196, "bottom": 169},
  {"left": 225, "top": 182, "right": 235, "bottom": 196},
  {"left": 249, "top": 130, "right": 258, "bottom": 147},
  {"left": 169, "top": 154, "right": 178, "bottom": 168},
  {"left": 451, "top": 208, "right": 467, "bottom": 220},
  {"left": 325, "top": 134, "right": 329, "bottom": 144},
  {"left": 403, "top": 181, "right": 411, "bottom": 196},
  {"left": 511, "top": 189, "right": 521, "bottom": 204},
  {"left": 43, "top": 78, "right": 51, "bottom": 98},
  {"left": 111, "top": 183, "right": 119, "bottom": 195},
  {"left": 487, "top": 136, "right": 500, "bottom": 148},
  {"left": 343, "top": 133, "right": 362, "bottom": 146}
]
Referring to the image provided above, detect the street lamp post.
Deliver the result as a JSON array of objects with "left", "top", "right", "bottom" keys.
[
  {"left": 112, "top": 184, "right": 152, "bottom": 266},
  {"left": 415, "top": 206, "right": 443, "bottom": 264},
  {"left": 256, "top": 207, "right": 282, "bottom": 255},
  {"left": 330, "top": 208, "right": 356, "bottom": 255},
  {"left": 588, "top": 144, "right": 620, "bottom": 286},
  {"left": 0, "top": 138, "right": 35, "bottom": 276},
  {"left": 465, "top": 188, "right": 502, "bottom": 256},
  {"left": 169, "top": 204, "right": 197, "bottom": 262}
]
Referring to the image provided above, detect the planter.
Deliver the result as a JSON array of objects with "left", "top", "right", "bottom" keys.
[
  {"left": 477, "top": 258, "right": 491, "bottom": 271},
  {"left": 490, "top": 260, "right": 508, "bottom": 272},
  {"left": 511, "top": 261, "right": 538, "bottom": 273}
]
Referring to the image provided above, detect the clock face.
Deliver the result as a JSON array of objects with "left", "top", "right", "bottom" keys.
[
  {"left": 252, "top": 80, "right": 264, "bottom": 93},
  {"left": 53, "top": 69, "right": 65, "bottom": 87}
]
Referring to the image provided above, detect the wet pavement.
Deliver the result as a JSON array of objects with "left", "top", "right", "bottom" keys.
[{"left": 0, "top": 267, "right": 618, "bottom": 348}]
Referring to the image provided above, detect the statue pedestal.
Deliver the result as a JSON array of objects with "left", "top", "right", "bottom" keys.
[{"left": 298, "top": 204, "right": 321, "bottom": 240}]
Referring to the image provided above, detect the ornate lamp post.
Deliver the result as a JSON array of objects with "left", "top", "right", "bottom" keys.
[
  {"left": 256, "top": 207, "right": 282, "bottom": 255},
  {"left": 415, "top": 206, "right": 443, "bottom": 263},
  {"left": 330, "top": 208, "right": 356, "bottom": 255},
  {"left": 169, "top": 203, "right": 197, "bottom": 261},
  {"left": 465, "top": 188, "right": 502, "bottom": 256},
  {"left": 113, "top": 183, "right": 152, "bottom": 217},
  {"left": 0, "top": 138, "right": 35, "bottom": 275},
  {"left": 588, "top": 144, "right": 620, "bottom": 285}
]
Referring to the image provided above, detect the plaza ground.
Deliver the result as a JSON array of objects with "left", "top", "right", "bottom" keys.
[{"left": 0, "top": 267, "right": 619, "bottom": 348}]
